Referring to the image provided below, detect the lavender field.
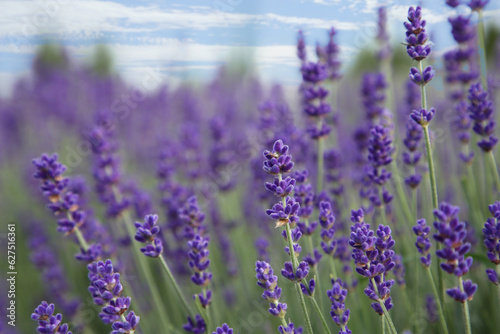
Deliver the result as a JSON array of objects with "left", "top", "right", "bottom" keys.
[{"left": 2, "top": 1, "right": 500, "bottom": 334}]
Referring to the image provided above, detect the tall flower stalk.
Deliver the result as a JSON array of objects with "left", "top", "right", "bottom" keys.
[{"left": 263, "top": 139, "right": 314, "bottom": 333}]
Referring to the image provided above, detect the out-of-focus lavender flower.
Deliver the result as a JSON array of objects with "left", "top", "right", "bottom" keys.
[
  {"left": 88, "top": 122, "right": 131, "bottom": 218},
  {"left": 183, "top": 314, "right": 206, "bottom": 334},
  {"left": 467, "top": 0, "right": 489, "bottom": 11},
  {"left": 324, "top": 149, "right": 344, "bottom": 201},
  {"left": 321, "top": 27, "right": 342, "bottom": 81},
  {"left": 134, "top": 214, "right": 163, "bottom": 257},
  {"left": 467, "top": 83, "right": 498, "bottom": 152},
  {"left": 255, "top": 261, "right": 287, "bottom": 318},
  {"left": 297, "top": 30, "right": 307, "bottom": 64},
  {"left": 426, "top": 295, "right": 438, "bottom": 322},
  {"left": 293, "top": 169, "right": 315, "bottom": 222},
  {"left": 31, "top": 301, "right": 72, "bottom": 334},
  {"left": 87, "top": 259, "right": 140, "bottom": 330},
  {"left": 366, "top": 125, "right": 394, "bottom": 208},
  {"left": 446, "top": 0, "right": 461, "bottom": 7},
  {"left": 28, "top": 223, "right": 80, "bottom": 319},
  {"left": 255, "top": 237, "right": 270, "bottom": 262},
  {"left": 278, "top": 323, "right": 303, "bottom": 334},
  {"left": 483, "top": 202, "right": 500, "bottom": 284},
  {"left": 361, "top": 73, "right": 387, "bottom": 123},
  {"left": 403, "top": 118, "right": 423, "bottom": 188},
  {"left": 300, "top": 60, "right": 331, "bottom": 139},
  {"left": 318, "top": 201, "right": 337, "bottom": 259},
  {"left": 377, "top": 7, "right": 392, "bottom": 60},
  {"left": 213, "top": 324, "right": 233, "bottom": 334},
  {"left": 327, "top": 279, "right": 352, "bottom": 334},
  {"left": 413, "top": 219, "right": 432, "bottom": 267},
  {"left": 393, "top": 254, "right": 406, "bottom": 287}
]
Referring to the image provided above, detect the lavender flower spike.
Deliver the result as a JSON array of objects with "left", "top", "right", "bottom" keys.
[
  {"left": 213, "top": 323, "right": 234, "bottom": 334},
  {"left": 31, "top": 301, "right": 72, "bottom": 334},
  {"left": 413, "top": 219, "right": 432, "bottom": 267},
  {"left": 483, "top": 202, "right": 500, "bottom": 284},
  {"left": 327, "top": 279, "right": 352, "bottom": 334},
  {"left": 255, "top": 261, "right": 287, "bottom": 319},
  {"left": 88, "top": 259, "right": 139, "bottom": 331},
  {"left": 134, "top": 214, "right": 163, "bottom": 257}
]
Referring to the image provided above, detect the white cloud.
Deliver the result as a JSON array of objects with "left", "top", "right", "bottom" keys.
[{"left": 0, "top": 0, "right": 360, "bottom": 42}]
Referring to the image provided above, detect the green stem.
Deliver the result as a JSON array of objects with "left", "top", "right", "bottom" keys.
[
  {"left": 391, "top": 164, "right": 413, "bottom": 225},
  {"left": 422, "top": 126, "right": 438, "bottom": 209},
  {"left": 329, "top": 258, "right": 338, "bottom": 280},
  {"left": 382, "top": 315, "right": 386, "bottom": 334},
  {"left": 310, "top": 296, "right": 332, "bottom": 334},
  {"left": 295, "top": 283, "right": 314, "bottom": 334},
  {"left": 425, "top": 267, "right": 449, "bottom": 334},
  {"left": 488, "top": 151, "right": 500, "bottom": 193},
  {"left": 371, "top": 278, "right": 398, "bottom": 334},
  {"left": 280, "top": 317, "right": 289, "bottom": 329},
  {"left": 477, "top": 10, "right": 488, "bottom": 90},
  {"left": 459, "top": 277, "right": 472, "bottom": 334},
  {"left": 74, "top": 226, "right": 89, "bottom": 251},
  {"left": 158, "top": 254, "right": 194, "bottom": 317}
]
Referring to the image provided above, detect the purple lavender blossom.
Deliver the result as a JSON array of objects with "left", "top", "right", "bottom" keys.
[
  {"left": 213, "top": 324, "right": 233, "bottom": 334},
  {"left": 467, "top": 83, "right": 498, "bottom": 152},
  {"left": 279, "top": 323, "right": 303, "bottom": 334},
  {"left": 366, "top": 125, "right": 394, "bottom": 207},
  {"left": 293, "top": 169, "right": 315, "bottom": 221},
  {"left": 32, "top": 154, "right": 101, "bottom": 263},
  {"left": 483, "top": 202, "right": 500, "bottom": 284},
  {"left": 413, "top": 219, "right": 432, "bottom": 267},
  {"left": 255, "top": 261, "right": 287, "bottom": 318},
  {"left": 404, "top": 6, "right": 431, "bottom": 61},
  {"left": 467, "top": 0, "right": 489, "bottom": 11},
  {"left": 87, "top": 259, "right": 139, "bottom": 329},
  {"left": 297, "top": 30, "right": 307, "bottom": 63},
  {"left": 179, "top": 196, "right": 212, "bottom": 308},
  {"left": 300, "top": 61, "right": 332, "bottom": 139},
  {"left": 31, "top": 301, "right": 72, "bottom": 334},
  {"left": 377, "top": 7, "right": 392, "bottom": 60},
  {"left": 134, "top": 214, "right": 164, "bottom": 257},
  {"left": 88, "top": 123, "right": 131, "bottom": 217},
  {"left": 349, "top": 209, "right": 396, "bottom": 315},
  {"left": 323, "top": 27, "right": 342, "bottom": 81},
  {"left": 411, "top": 108, "right": 435, "bottom": 127},
  {"left": 361, "top": 73, "right": 388, "bottom": 123},
  {"left": 327, "top": 279, "right": 352, "bottom": 334},
  {"left": 403, "top": 118, "right": 423, "bottom": 188},
  {"left": 183, "top": 315, "right": 206, "bottom": 334},
  {"left": 433, "top": 202, "right": 478, "bottom": 302}
]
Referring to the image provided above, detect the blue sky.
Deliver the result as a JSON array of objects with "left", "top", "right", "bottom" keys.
[{"left": 0, "top": 0, "right": 499, "bottom": 95}]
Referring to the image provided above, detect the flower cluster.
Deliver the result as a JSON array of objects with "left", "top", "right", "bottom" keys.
[
  {"left": 31, "top": 302, "right": 72, "bottom": 334},
  {"left": 366, "top": 125, "right": 394, "bottom": 207},
  {"left": 180, "top": 196, "right": 212, "bottom": 308},
  {"left": 484, "top": 202, "right": 500, "bottom": 284},
  {"left": 361, "top": 73, "right": 388, "bottom": 123},
  {"left": 467, "top": 0, "right": 489, "bottom": 11},
  {"left": 255, "top": 261, "right": 287, "bottom": 318},
  {"left": 317, "top": 27, "right": 342, "bottom": 81},
  {"left": 349, "top": 209, "right": 396, "bottom": 315},
  {"left": 467, "top": 83, "right": 498, "bottom": 152},
  {"left": 87, "top": 259, "right": 140, "bottom": 331},
  {"left": 213, "top": 323, "right": 234, "bottom": 334},
  {"left": 32, "top": 154, "right": 84, "bottom": 235},
  {"left": 88, "top": 121, "right": 130, "bottom": 217},
  {"left": 413, "top": 219, "right": 432, "bottom": 267},
  {"left": 183, "top": 315, "right": 206, "bottom": 334},
  {"left": 319, "top": 201, "right": 337, "bottom": 256},
  {"left": 32, "top": 154, "right": 101, "bottom": 263},
  {"left": 433, "top": 202, "right": 477, "bottom": 303},
  {"left": 134, "top": 214, "right": 163, "bottom": 257},
  {"left": 327, "top": 279, "right": 352, "bottom": 334},
  {"left": 293, "top": 169, "right": 315, "bottom": 223},
  {"left": 300, "top": 59, "right": 332, "bottom": 139},
  {"left": 279, "top": 323, "right": 303, "bottom": 334},
  {"left": 402, "top": 118, "right": 423, "bottom": 188},
  {"left": 404, "top": 6, "right": 431, "bottom": 62}
]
